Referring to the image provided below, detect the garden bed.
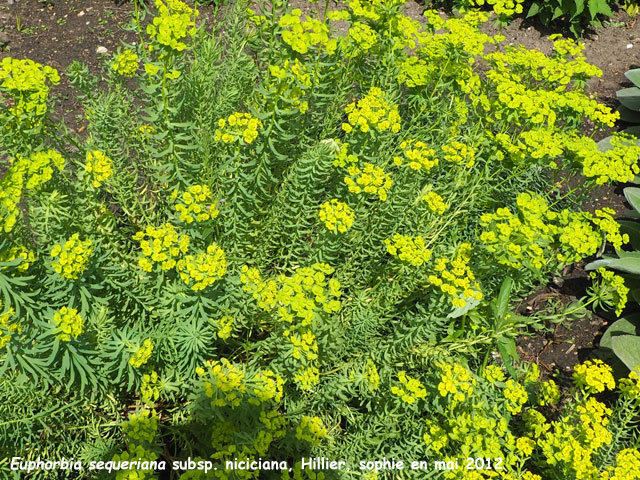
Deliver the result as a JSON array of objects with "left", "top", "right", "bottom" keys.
[{"left": 1, "top": 0, "right": 639, "bottom": 478}]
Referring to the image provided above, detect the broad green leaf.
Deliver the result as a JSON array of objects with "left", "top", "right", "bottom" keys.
[
  {"left": 617, "top": 87, "right": 640, "bottom": 111},
  {"left": 620, "top": 105, "right": 640, "bottom": 123},
  {"left": 626, "top": 69, "right": 640, "bottom": 89},
  {"left": 552, "top": 5, "right": 565, "bottom": 19},
  {"left": 611, "top": 335, "right": 640, "bottom": 371},
  {"left": 597, "top": 135, "right": 615, "bottom": 153},
  {"left": 614, "top": 250, "right": 640, "bottom": 259},
  {"left": 585, "top": 256, "right": 640, "bottom": 274},
  {"left": 623, "top": 126, "right": 640, "bottom": 139},
  {"left": 624, "top": 187, "right": 640, "bottom": 214},
  {"left": 596, "top": 0, "right": 613, "bottom": 15},
  {"left": 600, "top": 314, "right": 640, "bottom": 350},
  {"left": 617, "top": 220, "right": 640, "bottom": 249}
]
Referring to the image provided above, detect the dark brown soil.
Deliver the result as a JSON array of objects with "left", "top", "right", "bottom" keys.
[{"left": 1, "top": 0, "right": 639, "bottom": 376}]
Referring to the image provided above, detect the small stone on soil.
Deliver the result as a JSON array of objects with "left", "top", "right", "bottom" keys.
[{"left": 96, "top": 46, "right": 108, "bottom": 54}]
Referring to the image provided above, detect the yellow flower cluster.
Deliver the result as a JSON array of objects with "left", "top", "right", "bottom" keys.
[
  {"left": 51, "top": 234, "right": 93, "bottom": 280},
  {"left": 537, "top": 380, "right": 560, "bottom": 406},
  {"left": 572, "top": 359, "right": 615, "bottom": 394},
  {"left": 437, "top": 362, "right": 476, "bottom": 407},
  {"left": 213, "top": 315, "right": 233, "bottom": 340},
  {"left": 318, "top": 199, "right": 354, "bottom": 233},
  {"left": 485, "top": 41, "right": 600, "bottom": 91},
  {"left": 129, "top": 339, "right": 154, "bottom": 368},
  {"left": 480, "top": 192, "right": 628, "bottom": 272},
  {"left": 445, "top": 412, "right": 512, "bottom": 460},
  {"left": 472, "top": 0, "right": 524, "bottom": 16},
  {"left": 197, "top": 359, "right": 284, "bottom": 408},
  {"left": 363, "top": 358, "right": 380, "bottom": 391},
  {"left": 423, "top": 420, "right": 449, "bottom": 453},
  {"left": 13, "top": 150, "right": 65, "bottom": 192},
  {"left": 0, "top": 57, "right": 60, "bottom": 119},
  {"left": 344, "top": 163, "right": 393, "bottom": 201},
  {"left": 407, "top": 11, "right": 498, "bottom": 94},
  {"left": 428, "top": 244, "right": 482, "bottom": 308},
  {"left": 483, "top": 365, "right": 505, "bottom": 383},
  {"left": 294, "top": 366, "right": 320, "bottom": 391},
  {"left": 53, "top": 306, "right": 84, "bottom": 341},
  {"left": 441, "top": 141, "right": 475, "bottom": 168},
  {"left": 397, "top": 56, "right": 431, "bottom": 88},
  {"left": 601, "top": 449, "right": 640, "bottom": 480},
  {"left": 122, "top": 410, "right": 158, "bottom": 444},
  {"left": 393, "top": 139, "right": 438, "bottom": 171},
  {"left": 484, "top": 62, "right": 618, "bottom": 128},
  {"left": 341, "top": 87, "right": 401, "bottom": 134},
  {"left": 388, "top": 13, "right": 424, "bottom": 50},
  {"left": 112, "top": 50, "right": 139, "bottom": 77},
  {"left": 423, "top": 192, "right": 448, "bottom": 215},
  {"left": 0, "top": 163, "right": 25, "bottom": 233},
  {"left": 503, "top": 379, "right": 528, "bottom": 414},
  {"left": 0, "top": 302, "right": 18, "bottom": 349},
  {"left": 278, "top": 9, "right": 337, "bottom": 55},
  {"left": 112, "top": 444, "right": 158, "bottom": 480},
  {"left": 590, "top": 267, "right": 629, "bottom": 316},
  {"left": 578, "top": 133, "right": 640, "bottom": 185},
  {"left": 344, "top": 0, "right": 407, "bottom": 23},
  {"left": 332, "top": 140, "right": 359, "bottom": 168},
  {"left": 249, "top": 370, "right": 284, "bottom": 406},
  {"left": 241, "top": 264, "right": 340, "bottom": 391},
  {"left": 214, "top": 112, "right": 263, "bottom": 145},
  {"left": 536, "top": 394, "right": 615, "bottom": 479},
  {"left": 384, "top": 233, "right": 432, "bottom": 267},
  {"left": 0, "top": 246, "right": 35, "bottom": 272},
  {"left": 343, "top": 22, "right": 378, "bottom": 57},
  {"left": 141, "top": 371, "right": 160, "bottom": 406},
  {"left": 198, "top": 358, "right": 245, "bottom": 408},
  {"left": 244, "top": 7, "right": 267, "bottom": 27},
  {"left": 523, "top": 408, "right": 550, "bottom": 437},
  {"left": 268, "top": 58, "right": 313, "bottom": 113},
  {"left": 170, "top": 185, "right": 219, "bottom": 224},
  {"left": 619, "top": 371, "right": 640, "bottom": 405},
  {"left": 85, "top": 150, "right": 114, "bottom": 188},
  {"left": 0, "top": 150, "right": 65, "bottom": 232},
  {"left": 146, "top": 0, "right": 198, "bottom": 53},
  {"left": 133, "top": 223, "right": 190, "bottom": 272},
  {"left": 576, "top": 397, "right": 612, "bottom": 450},
  {"left": 295, "top": 416, "right": 327, "bottom": 446},
  {"left": 255, "top": 409, "right": 287, "bottom": 455},
  {"left": 241, "top": 263, "right": 341, "bottom": 323},
  {"left": 391, "top": 371, "right": 427, "bottom": 404},
  {"left": 176, "top": 243, "right": 227, "bottom": 291},
  {"left": 516, "top": 437, "right": 536, "bottom": 456},
  {"left": 289, "top": 330, "right": 319, "bottom": 363}
]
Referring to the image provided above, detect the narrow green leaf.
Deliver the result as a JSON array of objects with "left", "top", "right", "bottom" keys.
[
  {"left": 496, "top": 277, "right": 513, "bottom": 323},
  {"left": 497, "top": 337, "right": 518, "bottom": 378}
]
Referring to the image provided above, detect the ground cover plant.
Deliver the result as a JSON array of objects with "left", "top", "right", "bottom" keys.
[{"left": 1, "top": 0, "right": 640, "bottom": 478}]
